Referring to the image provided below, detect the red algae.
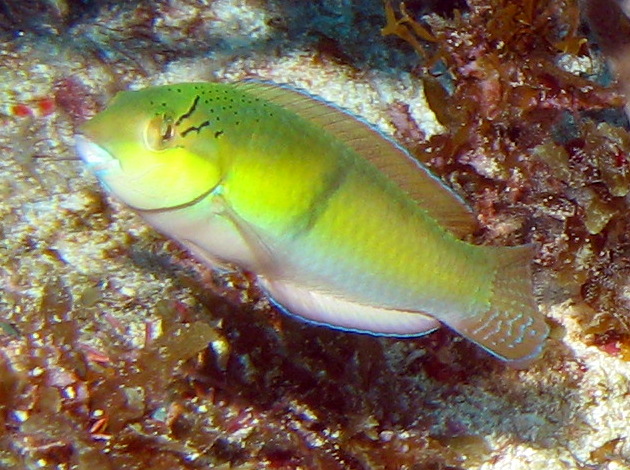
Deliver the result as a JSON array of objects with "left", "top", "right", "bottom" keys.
[{"left": 53, "top": 77, "right": 99, "bottom": 124}]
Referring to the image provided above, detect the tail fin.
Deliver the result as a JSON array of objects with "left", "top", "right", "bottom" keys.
[{"left": 452, "top": 245, "right": 549, "bottom": 365}]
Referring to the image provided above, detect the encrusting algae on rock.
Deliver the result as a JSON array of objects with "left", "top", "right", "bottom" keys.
[{"left": 75, "top": 80, "right": 549, "bottom": 364}]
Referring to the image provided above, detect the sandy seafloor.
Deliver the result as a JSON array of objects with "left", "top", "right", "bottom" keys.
[{"left": 1, "top": 1, "right": 630, "bottom": 469}]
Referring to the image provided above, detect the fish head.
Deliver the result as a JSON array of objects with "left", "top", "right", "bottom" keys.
[{"left": 75, "top": 86, "right": 222, "bottom": 210}]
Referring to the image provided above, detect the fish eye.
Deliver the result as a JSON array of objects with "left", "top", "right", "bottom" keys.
[{"left": 145, "top": 114, "right": 175, "bottom": 151}]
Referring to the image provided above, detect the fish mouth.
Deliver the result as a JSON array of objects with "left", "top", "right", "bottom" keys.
[{"left": 74, "top": 134, "right": 121, "bottom": 174}]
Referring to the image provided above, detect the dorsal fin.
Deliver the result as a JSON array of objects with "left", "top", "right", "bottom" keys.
[{"left": 234, "top": 80, "right": 477, "bottom": 238}]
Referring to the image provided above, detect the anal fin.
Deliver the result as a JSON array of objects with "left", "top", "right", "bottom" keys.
[{"left": 259, "top": 277, "right": 440, "bottom": 336}]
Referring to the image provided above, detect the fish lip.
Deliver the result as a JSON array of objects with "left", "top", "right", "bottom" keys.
[{"left": 74, "top": 134, "right": 120, "bottom": 174}]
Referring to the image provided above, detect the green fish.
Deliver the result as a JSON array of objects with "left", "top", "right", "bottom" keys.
[{"left": 75, "top": 81, "right": 549, "bottom": 364}]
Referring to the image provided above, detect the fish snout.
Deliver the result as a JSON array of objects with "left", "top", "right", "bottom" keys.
[{"left": 74, "top": 134, "right": 121, "bottom": 175}]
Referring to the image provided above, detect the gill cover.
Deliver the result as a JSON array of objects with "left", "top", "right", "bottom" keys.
[{"left": 77, "top": 89, "right": 222, "bottom": 210}]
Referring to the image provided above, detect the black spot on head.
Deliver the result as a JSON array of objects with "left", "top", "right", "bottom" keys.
[{"left": 214, "top": 130, "right": 224, "bottom": 138}]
